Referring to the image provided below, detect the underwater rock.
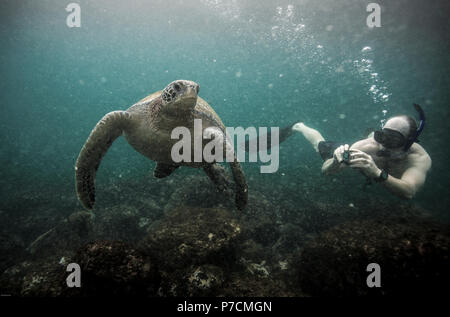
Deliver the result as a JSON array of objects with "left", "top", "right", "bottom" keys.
[
  {"left": 64, "top": 240, "right": 159, "bottom": 296},
  {"left": 295, "top": 201, "right": 357, "bottom": 233},
  {"left": 0, "top": 233, "right": 25, "bottom": 275},
  {"left": 219, "top": 272, "right": 298, "bottom": 297},
  {"left": 238, "top": 191, "right": 282, "bottom": 247},
  {"left": 140, "top": 206, "right": 242, "bottom": 296},
  {"left": 93, "top": 175, "right": 169, "bottom": 216},
  {"left": 164, "top": 175, "right": 283, "bottom": 247},
  {"left": 141, "top": 206, "right": 241, "bottom": 272},
  {"left": 237, "top": 239, "right": 270, "bottom": 264},
  {"left": 271, "top": 223, "right": 311, "bottom": 257},
  {"left": 278, "top": 196, "right": 433, "bottom": 237},
  {"left": 0, "top": 257, "right": 66, "bottom": 296},
  {"left": 131, "top": 196, "right": 164, "bottom": 221},
  {"left": 163, "top": 175, "right": 235, "bottom": 213},
  {"left": 294, "top": 217, "right": 450, "bottom": 296},
  {"left": 185, "top": 265, "right": 224, "bottom": 296},
  {"left": 93, "top": 204, "right": 148, "bottom": 242},
  {"left": 27, "top": 210, "right": 94, "bottom": 258},
  {"left": 162, "top": 175, "right": 282, "bottom": 248},
  {"left": 1, "top": 240, "right": 159, "bottom": 297},
  {"left": 239, "top": 258, "right": 271, "bottom": 277},
  {"left": 0, "top": 205, "right": 67, "bottom": 248}
]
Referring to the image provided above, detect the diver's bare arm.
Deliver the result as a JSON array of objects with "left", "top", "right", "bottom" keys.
[
  {"left": 292, "top": 123, "right": 325, "bottom": 152},
  {"left": 322, "top": 158, "right": 344, "bottom": 174},
  {"left": 381, "top": 175, "right": 417, "bottom": 199},
  {"left": 381, "top": 154, "right": 431, "bottom": 199}
]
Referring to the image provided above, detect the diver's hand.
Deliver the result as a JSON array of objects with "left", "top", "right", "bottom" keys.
[
  {"left": 333, "top": 144, "right": 350, "bottom": 164},
  {"left": 348, "top": 149, "right": 382, "bottom": 179}
]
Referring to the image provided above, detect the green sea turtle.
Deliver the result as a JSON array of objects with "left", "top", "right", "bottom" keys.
[{"left": 75, "top": 80, "right": 248, "bottom": 210}]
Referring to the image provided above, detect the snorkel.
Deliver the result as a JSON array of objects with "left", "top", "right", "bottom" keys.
[{"left": 403, "top": 103, "right": 425, "bottom": 151}]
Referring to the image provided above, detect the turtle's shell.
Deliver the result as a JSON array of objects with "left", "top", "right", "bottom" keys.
[{"left": 124, "top": 91, "right": 226, "bottom": 165}]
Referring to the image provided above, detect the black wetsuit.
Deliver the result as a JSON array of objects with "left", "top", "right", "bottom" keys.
[
  {"left": 242, "top": 122, "right": 297, "bottom": 152},
  {"left": 317, "top": 141, "right": 345, "bottom": 161},
  {"left": 243, "top": 122, "right": 344, "bottom": 162}
]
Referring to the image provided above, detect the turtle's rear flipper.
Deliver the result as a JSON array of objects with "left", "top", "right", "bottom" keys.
[
  {"left": 224, "top": 136, "right": 248, "bottom": 211},
  {"left": 75, "top": 111, "right": 131, "bottom": 209},
  {"left": 154, "top": 163, "right": 179, "bottom": 178},
  {"left": 203, "top": 163, "right": 233, "bottom": 195},
  {"left": 229, "top": 160, "right": 248, "bottom": 210},
  {"left": 203, "top": 126, "right": 248, "bottom": 210}
]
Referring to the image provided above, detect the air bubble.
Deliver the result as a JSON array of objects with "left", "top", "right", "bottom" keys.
[
  {"left": 335, "top": 65, "right": 344, "bottom": 73},
  {"left": 287, "top": 5, "right": 294, "bottom": 17}
]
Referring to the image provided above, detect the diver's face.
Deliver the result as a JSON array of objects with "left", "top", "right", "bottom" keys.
[
  {"left": 374, "top": 128, "right": 406, "bottom": 150},
  {"left": 374, "top": 117, "right": 409, "bottom": 150}
]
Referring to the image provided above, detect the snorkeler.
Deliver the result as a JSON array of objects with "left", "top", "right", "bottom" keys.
[{"left": 291, "top": 104, "right": 431, "bottom": 199}]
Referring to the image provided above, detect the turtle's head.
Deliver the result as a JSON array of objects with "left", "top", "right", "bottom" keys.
[{"left": 161, "top": 80, "right": 199, "bottom": 112}]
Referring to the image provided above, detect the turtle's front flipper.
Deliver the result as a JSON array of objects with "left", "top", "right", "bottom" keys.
[
  {"left": 75, "top": 111, "right": 131, "bottom": 209},
  {"left": 203, "top": 163, "right": 233, "bottom": 195},
  {"left": 154, "top": 162, "right": 179, "bottom": 178}
]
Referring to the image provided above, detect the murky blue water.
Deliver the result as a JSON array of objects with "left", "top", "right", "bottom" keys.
[{"left": 1, "top": 0, "right": 449, "bottom": 219}]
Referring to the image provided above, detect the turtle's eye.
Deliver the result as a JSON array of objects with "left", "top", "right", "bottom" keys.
[{"left": 174, "top": 83, "right": 181, "bottom": 91}]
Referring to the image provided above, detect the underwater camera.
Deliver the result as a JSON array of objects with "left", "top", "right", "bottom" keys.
[{"left": 342, "top": 150, "right": 351, "bottom": 165}]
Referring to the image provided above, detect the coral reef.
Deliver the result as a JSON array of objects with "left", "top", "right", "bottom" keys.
[
  {"left": 64, "top": 240, "right": 160, "bottom": 296},
  {"left": 0, "top": 257, "right": 66, "bottom": 296},
  {"left": 140, "top": 206, "right": 241, "bottom": 296},
  {"left": 1, "top": 174, "right": 449, "bottom": 297},
  {"left": 293, "top": 218, "right": 450, "bottom": 296},
  {"left": 0, "top": 233, "right": 25, "bottom": 275},
  {"left": 27, "top": 210, "right": 94, "bottom": 258}
]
